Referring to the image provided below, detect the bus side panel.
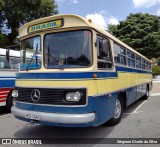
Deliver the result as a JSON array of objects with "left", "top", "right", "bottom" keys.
[
  {"left": 0, "top": 79, "right": 15, "bottom": 88},
  {"left": 93, "top": 93, "right": 119, "bottom": 126},
  {"left": 14, "top": 93, "right": 119, "bottom": 127},
  {"left": 126, "top": 87, "right": 137, "bottom": 106},
  {"left": 142, "top": 84, "right": 146, "bottom": 96},
  {"left": 0, "top": 79, "right": 15, "bottom": 106},
  {"left": 136, "top": 85, "right": 142, "bottom": 100}
]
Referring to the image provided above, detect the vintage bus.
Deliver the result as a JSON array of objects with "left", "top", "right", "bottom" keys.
[
  {"left": 11, "top": 14, "right": 152, "bottom": 127},
  {"left": 0, "top": 47, "right": 20, "bottom": 111}
]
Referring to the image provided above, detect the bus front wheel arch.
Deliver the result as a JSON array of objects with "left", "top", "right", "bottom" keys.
[{"left": 108, "top": 94, "right": 124, "bottom": 126}]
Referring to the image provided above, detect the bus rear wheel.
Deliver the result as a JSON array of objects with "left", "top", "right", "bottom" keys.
[
  {"left": 108, "top": 96, "right": 123, "bottom": 126},
  {"left": 142, "top": 86, "right": 150, "bottom": 100}
]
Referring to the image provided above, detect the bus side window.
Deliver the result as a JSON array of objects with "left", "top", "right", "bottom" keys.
[
  {"left": 127, "top": 51, "right": 135, "bottom": 67},
  {"left": 97, "top": 36, "right": 112, "bottom": 69},
  {"left": 113, "top": 43, "right": 126, "bottom": 65}
]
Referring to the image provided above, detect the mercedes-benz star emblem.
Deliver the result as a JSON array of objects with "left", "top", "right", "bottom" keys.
[{"left": 31, "top": 89, "right": 40, "bottom": 102}]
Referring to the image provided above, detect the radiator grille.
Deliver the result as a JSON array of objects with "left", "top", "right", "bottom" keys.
[{"left": 15, "top": 87, "right": 86, "bottom": 105}]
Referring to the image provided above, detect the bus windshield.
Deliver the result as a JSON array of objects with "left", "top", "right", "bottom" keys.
[
  {"left": 20, "top": 36, "right": 41, "bottom": 70},
  {"left": 44, "top": 30, "right": 92, "bottom": 69}
]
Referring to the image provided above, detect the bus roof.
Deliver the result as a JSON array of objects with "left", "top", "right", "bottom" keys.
[
  {"left": 0, "top": 48, "right": 6, "bottom": 55},
  {"left": 0, "top": 48, "right": 20, "bottom": 57},
  {"left": 19, "top": 14, "right": 151, "bottom": 62}
]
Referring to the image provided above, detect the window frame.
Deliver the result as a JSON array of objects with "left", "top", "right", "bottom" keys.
[
  {"left": 96, "top": 35, "right": 113, "bottom": 70},
  {"left": 113, "top": 42, "right": 127, "bottom": 66},
  {"left": 20, "top": 35, "right": 41, "bottom": 71},
  {"left": 43, "top": 29, "right": 93, "bottom": 69},
  {"left": 127, "top": 50, "right": 136, "bottom": 68},
  {"left": 135, "top": 55, "right": 141, "bottom": 69}
]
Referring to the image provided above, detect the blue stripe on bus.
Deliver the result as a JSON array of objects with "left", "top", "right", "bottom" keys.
[
  {"left": 0, "top": 76, "right": 15, "bottom": 78},
  {"left": 0, "top": 79, "right": 15, "bottom": 88},
  {"left": 116, "top": 66, "right": 151, "bottom": 74},
  {"left": 16, "top": 66, "right": 151, "bottom": 80},
  {"left": 16, "top": 72, "right": 118, "bottom": 79}
]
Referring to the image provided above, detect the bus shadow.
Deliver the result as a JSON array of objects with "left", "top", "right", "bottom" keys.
[
  {"left": 0, "top": 106, "right": 10, "bottom": 115},
  {"left": 123, "top": 98, "right": 147, "bottom": 116}
]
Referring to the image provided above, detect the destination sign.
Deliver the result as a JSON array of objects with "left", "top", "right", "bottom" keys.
[{"left": 28, "top": 19, "right": 63, "bottom": 33}]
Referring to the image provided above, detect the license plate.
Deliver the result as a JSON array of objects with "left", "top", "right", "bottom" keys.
[{"left": 25, "top": 113, "right": 40, "bottom": 120}]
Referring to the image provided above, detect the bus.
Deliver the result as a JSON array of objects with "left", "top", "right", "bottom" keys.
[
  {"left": 11, "top": 14, "right": 152, "bottom": 127},
  {"left": 0, "top": 47, "right": 20, "bottom": 111}
]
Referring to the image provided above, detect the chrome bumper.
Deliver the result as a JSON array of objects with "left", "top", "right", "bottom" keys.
[{"left": 11, "top": 106, "right": 95, "bottom": 124}]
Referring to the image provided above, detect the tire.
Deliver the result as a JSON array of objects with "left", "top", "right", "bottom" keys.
[
  {"left": 108, "top": 96, "right": 123, "bottom": 126},
  {"left": 142, "top": 86, "right": 150, "bottom": 100},
  {"left": 6, "top": 92, "right": 13, "bottom": 112}
]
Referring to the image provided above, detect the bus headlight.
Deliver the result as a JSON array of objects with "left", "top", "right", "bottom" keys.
[
  {"left": 65, "top": 92, "right": 81, "bottom": 102},
  {"left": 12, "top": 90, "right": 18, "bottom": 97}
]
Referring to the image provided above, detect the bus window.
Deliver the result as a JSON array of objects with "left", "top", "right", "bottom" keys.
[
  {"left": 97, "top": 36, "right": 112, "bottom": 69},
  {"left": 113, "top": 43, "right": 120, "bottom": 64},
  {"left": 113, "top": 43, "right": 126, "bottom": 65},
  {"left": 127, "top": 51, "right": 135, "bottom": 67},
  {"left": 141, "top": 59, "right": 145, "bottom": 69},
  {"left": 0, "top": 56, "right": 11, "bottom": 69},
  {"left": 9, "top": 57, "right": 20, "bottom": 69},
  {"left": 44, "top": 30, "right": 92, "bottom": 68},
  {"left": 21, "top": 36, "right": 41, "bottom": 70},
  {"left": 136, "top": 55, "right": 141, "bottom": 69},
  {"left": 146, "top": 61, "right": 150, "bottom": 70}
]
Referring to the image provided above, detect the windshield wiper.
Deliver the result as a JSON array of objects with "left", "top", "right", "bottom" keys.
[
  {"left": 45, "top": 45, "right": 64, "bottom": 70},
  {"left": 26, "top": 43, "right": 39, "bottom": 71}
]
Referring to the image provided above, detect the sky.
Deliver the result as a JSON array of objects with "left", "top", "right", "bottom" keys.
[{"left": 55, "top": 0, "right": 160, "bottom": 29}]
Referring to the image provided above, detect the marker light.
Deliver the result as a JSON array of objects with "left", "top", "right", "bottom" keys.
[
  {"left": 88, "top": 19, "right": 92, "bottom": 23},
  {"left": 66, "top": 92, "right": 81, "bottom": 102},
  {"left": 12, "top": 90, "right": 18, "bottom": 97}
]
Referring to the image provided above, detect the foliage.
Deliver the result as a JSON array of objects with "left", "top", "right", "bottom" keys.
[
  {"left": 0, "top": 0, "right": 58, "bottom": 46},
  {"left": 108, "top": 13, "right": 160, "bottom": 59},
  {"left": 0, "top": 33, "right": 9, "bottom": 47},
  {"left": 152, "top": 65, "right": 160, "bottom": 76},
  {"left": 0, "top": 0, "right": 5, "bottom": 33},
  {"left": 157, "top": 57, "right": 160, "bottom": 66}
]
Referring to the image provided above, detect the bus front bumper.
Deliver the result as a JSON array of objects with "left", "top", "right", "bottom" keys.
[{"left": 11, "top": 106, "right": 95, "bottom": 124}]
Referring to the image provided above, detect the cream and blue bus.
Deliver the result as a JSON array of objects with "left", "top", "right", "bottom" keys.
[{"left": 11, "top": 14, "right": 152, "bottom": 127}]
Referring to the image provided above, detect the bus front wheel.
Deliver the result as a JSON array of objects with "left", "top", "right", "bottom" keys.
[{"left": 108, "top": 96, "right": 123, "bottom": 126}]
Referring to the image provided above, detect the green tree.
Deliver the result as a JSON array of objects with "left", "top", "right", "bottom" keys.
[
  {"left": 157, "top": 57, "right": 160, "bottom": 66},
  {"left": 0, "top": 34, "right": 9, "bottom": 47},
  {"left": 152, "top": 65, "right": 160, "bottom": 76},
  {"left": 108, "top": 13, "right": 160, "bottom": 59},
  {"left": 0, "top": 0, "right": 5, "bottom": 33},
  {"left": 1, "top": 0, "right": 58, "bottom": 45}
]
